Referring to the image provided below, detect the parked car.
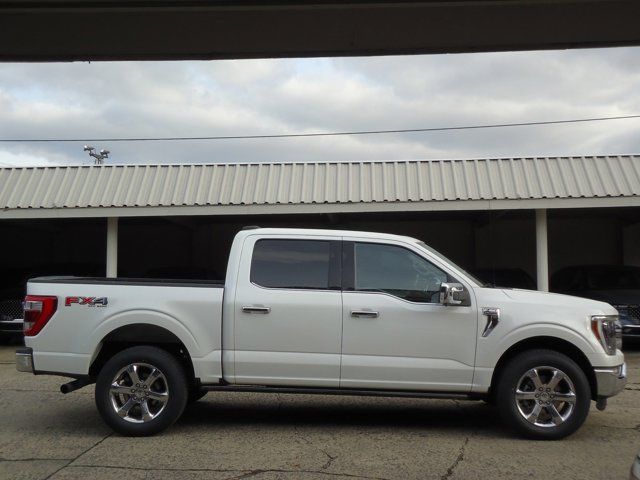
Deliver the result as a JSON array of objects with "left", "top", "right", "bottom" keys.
[
  {"left": 551, "top": 265, "right": 640, "bottom": 340},
  {"left": 0, "top": 298, "right": 23, "bottom": 341},
  {"left": 472, "top": 268, "right": 536, "bottom": 290},
  {"left": 17, "top": 228, "right": 626, "bottom": 439}
]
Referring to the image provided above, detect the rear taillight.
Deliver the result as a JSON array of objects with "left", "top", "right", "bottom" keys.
[{"left": 23, "top": 295, "right": 57, "bottom": 336}]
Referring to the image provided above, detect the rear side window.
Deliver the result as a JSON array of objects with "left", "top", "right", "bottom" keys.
[{"left": 251, "top": 239, "right": 332, "bottom": 289}]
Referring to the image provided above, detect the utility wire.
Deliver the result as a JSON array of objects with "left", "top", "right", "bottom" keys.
[{"left": 1, "top": 114, "right": 639, "bottom": 143}]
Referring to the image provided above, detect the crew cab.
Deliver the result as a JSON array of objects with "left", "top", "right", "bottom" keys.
[{"left": 16, "top": 228, "right": 626, "bottom": 438}]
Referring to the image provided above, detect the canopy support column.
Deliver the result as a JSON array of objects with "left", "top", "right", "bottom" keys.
[
  {"left": 536, "top": 209, "right": 549, "bottom": 291},
  {"left": 106, "top": 217, "right": 119, "bottom": 278}
]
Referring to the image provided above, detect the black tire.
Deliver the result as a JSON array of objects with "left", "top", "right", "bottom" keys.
[
  {"left": 95, "top": 346, "right": 188, "bottom": 436},
  {"left": 495, "top": 349, "right": 591, "bottom": 440}
]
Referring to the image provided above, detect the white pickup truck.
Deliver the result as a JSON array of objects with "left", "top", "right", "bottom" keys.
[{"left": 16, "top": 227, "right": 626, "bottom": 439}]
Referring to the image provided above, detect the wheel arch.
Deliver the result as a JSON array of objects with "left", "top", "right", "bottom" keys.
[
  {"left": 488, "top": 336, "right": 597, "bottom": 402},
  {"left": 89, "top": 323, "right": 197, "bottom": 386}
]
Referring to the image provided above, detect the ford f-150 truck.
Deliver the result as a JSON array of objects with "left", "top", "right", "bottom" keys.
[{"left": 16, "top": 228, "right": 626, "bottom": 438}]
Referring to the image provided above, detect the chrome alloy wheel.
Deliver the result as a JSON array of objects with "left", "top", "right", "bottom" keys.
[
  {"left": 108, "top": 363, "right": 169, "bottom": 424},
  {"left": 514, "top": 366, "right": 577, "bottom": 428}
]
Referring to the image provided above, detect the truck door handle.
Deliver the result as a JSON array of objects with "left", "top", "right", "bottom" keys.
[
  {"left": 351, "top": 310, "right": 379, "bottom": 318},
  {"left": 242, "top": 306, "right": 271, "bottom": 314}
]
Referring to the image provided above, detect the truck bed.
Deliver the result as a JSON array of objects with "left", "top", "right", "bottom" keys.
[{"left": 26, "top": 276, "right": 225, "bottom": 384}]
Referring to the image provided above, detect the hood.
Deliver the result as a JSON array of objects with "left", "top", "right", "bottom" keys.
[{"left": 501, "top": 288, "right": 616, "bottom": 314}]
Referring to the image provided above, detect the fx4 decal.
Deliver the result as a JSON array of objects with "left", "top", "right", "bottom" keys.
[{"left": 65, "top": 296, "right": 108, "bottom": 307}]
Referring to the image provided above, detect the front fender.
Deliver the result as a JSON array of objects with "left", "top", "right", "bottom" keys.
[
  {"left": 471, "top": 323, "right": 604, "bottom": 393},
  {"left": 477, "top": 323, "right": 597, "bottom": 369}
]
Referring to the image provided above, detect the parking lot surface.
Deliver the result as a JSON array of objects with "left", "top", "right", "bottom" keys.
[{"left": 0, "top": 343, "right": 639, "bottom": 480}]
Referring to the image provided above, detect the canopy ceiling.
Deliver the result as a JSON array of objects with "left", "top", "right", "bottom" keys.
[{"left": 1, "top": 1, "right": 639, "bottom": 62}]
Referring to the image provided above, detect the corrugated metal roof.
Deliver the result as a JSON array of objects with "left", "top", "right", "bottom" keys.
[{"left": 1, "top": 155, "right": 639, "bottom": 215}]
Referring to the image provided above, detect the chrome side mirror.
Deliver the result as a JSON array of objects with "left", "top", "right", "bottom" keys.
[{"left": 439, "top": 282, "right": 470, "bottom": 306}]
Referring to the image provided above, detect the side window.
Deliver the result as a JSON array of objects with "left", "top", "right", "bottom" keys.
[
  {"left": 354, "top": 242, "right": 448, "bottom": 303},
  {"left": 251, "top": 239, "right": 331, "bottom": 289}
]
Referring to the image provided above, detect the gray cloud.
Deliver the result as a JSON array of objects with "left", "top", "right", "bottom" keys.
[{"left": 0, "top": 47, "right": 639, "bottom": 167}]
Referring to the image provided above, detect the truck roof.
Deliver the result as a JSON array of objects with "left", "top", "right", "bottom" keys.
[{"left": 238, "top": 227, "right": 421, "bottom": 244}]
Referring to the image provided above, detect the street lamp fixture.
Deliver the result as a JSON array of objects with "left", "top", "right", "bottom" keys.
[{"left": 83, "top": 145, "right": 110, "bottom": 165}]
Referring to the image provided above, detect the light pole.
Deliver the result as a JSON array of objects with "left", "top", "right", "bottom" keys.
[{"left": 83, "top": 145, "right": 110, "bottom": 165}]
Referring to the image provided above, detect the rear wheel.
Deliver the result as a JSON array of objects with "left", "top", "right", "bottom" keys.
[
  {"left": 95, "top": 346, "right": 188, "bottom": 436},
  {"left": 496, "top": 349, "right": 591, "bottom": 439}
]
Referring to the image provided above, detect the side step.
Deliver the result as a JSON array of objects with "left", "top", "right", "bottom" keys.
[{"left": 201, "top": 384, "right": 475, "bottom": 401}]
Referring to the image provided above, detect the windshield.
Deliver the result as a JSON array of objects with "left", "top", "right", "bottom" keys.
[{"left": 415, "top": 241, "right": 484, "bottom": 287}]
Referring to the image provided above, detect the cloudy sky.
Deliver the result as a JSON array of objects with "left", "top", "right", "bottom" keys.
[{"left": 0, "top": 46, "right": 639, "bottom": 167}]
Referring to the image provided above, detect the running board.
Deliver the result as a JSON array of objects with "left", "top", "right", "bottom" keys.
[{"left": 201, "top": 384, "right": 475, "bottom": 400}]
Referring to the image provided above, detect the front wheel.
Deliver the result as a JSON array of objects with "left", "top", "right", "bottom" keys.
[
  {"left": 496, "top": 349, "right": 591, "bottom": 440},
  {"left": 95, "top": 346, "right": 188, "bottom": 436}
]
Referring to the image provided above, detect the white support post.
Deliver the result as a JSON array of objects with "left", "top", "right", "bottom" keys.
[
  {"left": 106, "top": 217, "right": 119, "bottom": 278},
  {"left": 535, "top": 209, "right": 549, "bottom": 292}
]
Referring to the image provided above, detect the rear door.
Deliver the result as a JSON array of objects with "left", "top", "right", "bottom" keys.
[
  {"left": 340, "top": 239, "right": 477, "bottom": 392},
  {"left": 232, "top": 234, "right": 343, "bottom": 387}
]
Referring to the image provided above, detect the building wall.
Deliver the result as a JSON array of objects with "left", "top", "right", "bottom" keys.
[
  {"left": 549, "top": 216, "right": 622, "bottom": 273},
  {"left": 473, "top": 213, "right": 630, "bottom": 285},
  {"left": 117, "top": 210, "right": 636, "bottom": 284},
  {"left": 0, "top": 219, "right": 105, "bottom": 297},
  {"left": 474, "top": 216, "right": 536, "bottom": 279},
  {"left": 623, "top": 222, "right": 640, "bottom": 267},
  {"left": 0, "top": 208, "right": 637, "bottom": 302},
  {"left": 118, "top": 218, "right": 197, "bottom": 278},
  {"left": 193, "top": 221, "right": 245, "bottom": 279},
  {"left": 190, "top": 216, "right": 478, "bottom": 280}
]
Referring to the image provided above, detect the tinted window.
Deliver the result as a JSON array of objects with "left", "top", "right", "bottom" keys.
[
  {"left": 251, "top": 240, "right": 331, "bottom": 289},
  {"left": 354, "top": 242, "right": 448, "bottom": 303}
]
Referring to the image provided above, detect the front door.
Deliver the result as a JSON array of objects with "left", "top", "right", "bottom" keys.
[
  {"left": 340, "top": 240, "right": 477, "bottom": 392},
  {"left": 233, "top": 235, "right": 343, "bottom": 387}
]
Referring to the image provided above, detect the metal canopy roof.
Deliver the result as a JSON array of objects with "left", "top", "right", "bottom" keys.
[
  {"left": 1, "top": 156, "right": 639, "bottom": 219},
  {"left": 2, "top": 1, "right": 640, "bottom": 62}
]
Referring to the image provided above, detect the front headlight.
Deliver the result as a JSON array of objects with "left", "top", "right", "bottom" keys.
[{"left": 591, "top": 315, "right": 622, "bottom": 355}]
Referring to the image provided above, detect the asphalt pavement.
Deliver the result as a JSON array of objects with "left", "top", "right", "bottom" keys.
[{"left": 1, "top": 342, "right": 639, "bottom": 480}]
